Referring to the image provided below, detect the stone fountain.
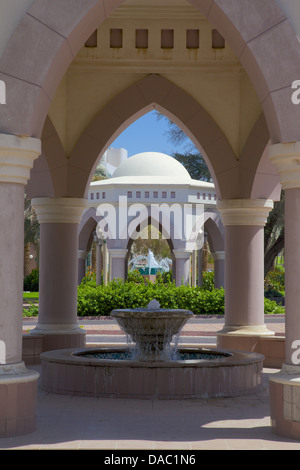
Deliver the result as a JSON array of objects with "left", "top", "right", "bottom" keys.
[
  {"left": 40, "top": 300, "right": 264, "bottom": 399},
  {"left": 110, "top": 299, "right": 193, "bottom": 361}
]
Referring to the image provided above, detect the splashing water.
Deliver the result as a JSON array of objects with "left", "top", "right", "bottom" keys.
[{"left": 129, "top": 249, "right": 172, "bottom": 274}]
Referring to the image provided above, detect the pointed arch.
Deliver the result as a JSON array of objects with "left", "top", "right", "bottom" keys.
[
  {"left": 69, "top": 74, "right": 237, "bottom": 199},
  {"left": 0, "top": 0, "right": 299, "bottom": 145}
]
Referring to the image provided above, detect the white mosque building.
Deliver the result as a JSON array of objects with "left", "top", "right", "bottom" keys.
[{"left": 79, "top": 149, "right": 225, "bottom": 287}]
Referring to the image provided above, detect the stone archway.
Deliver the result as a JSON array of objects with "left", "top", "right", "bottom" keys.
[
  {"left": 0, "top": 0, "right": 299, "bottom": 144},
  {"left": 28, "top": 74, "right": 274, "bottom": 202},
  {"left": 1, "top": 0, "right": 300, "bottom": 438}
]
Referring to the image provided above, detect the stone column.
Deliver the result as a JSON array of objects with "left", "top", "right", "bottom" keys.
[
  {"left": 0, "top": 134, "right": 40, "bottom": 437},
  {"left": 174, "top": 250, "right": 191, "bottom": 286},
  {"left": 31, "top": 197, "right": 87, "bottom": 351},
  {"left": 78, "top": 249, "right": 88, "bottom": 285},
  {"left": 96, "top": 243, "right": 102, "bottom": 285},
  {"left": 197, "top": 248, "right": 203, "bottom": 286},
  {"left": 191, "top": 250, "right": 197, "bottom": 287},
  {"left": 212, "top": 250, "right": 225, "bottom": 288},
  {"left": 103, "top": 241, "right": 108, "bottom": 285},
  {"left": 269, "top": 142, "right": 300, "bottom": 439},
  {"left": 217, "top": 199, "right": 274, "bottom": 348},
  {"left": 109, "top": 249, "right": 127, "bottom": 281}
]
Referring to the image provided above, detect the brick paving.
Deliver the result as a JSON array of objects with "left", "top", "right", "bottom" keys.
[{"left": 10, "top": 315, "right": 295, "bottom": 450}]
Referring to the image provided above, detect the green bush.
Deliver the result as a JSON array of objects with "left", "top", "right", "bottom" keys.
[
  {"left": 23, "top": 269, "right": 39, "bottom": 292},
  {"left": 201, "top": 271, "right": 215, "bottom": 291},
  {"left": 76, "top": 274, "right": 285, "bottom": 317},
  {"left": 264, "top": 298, "right": 285, "bottom": 314},
  {"left": 23, "top": 300, "right": 39, "bottom": 317},
  {"left": 264, "top": 268, "right": 285, "bottom": 294},
  {"left": 77, "top": 277, "right": 225, "bottom": 316},
  {"left": 127, "top": 269, "right": 144, "bottom": 284}
]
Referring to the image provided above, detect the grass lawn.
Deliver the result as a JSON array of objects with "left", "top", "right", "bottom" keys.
[{"left": 23, "top": 292, "right": 39, "bottom": 300}]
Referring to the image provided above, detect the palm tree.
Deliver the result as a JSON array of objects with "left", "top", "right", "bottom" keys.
[{"left": 24, "top": 196, "right": 40, "bottom": 277}]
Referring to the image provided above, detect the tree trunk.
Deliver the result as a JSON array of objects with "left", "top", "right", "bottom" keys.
[{"left": 264, "top": 233, "right": 284, "bottom": 277}]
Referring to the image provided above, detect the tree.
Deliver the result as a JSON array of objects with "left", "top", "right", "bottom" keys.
[
  {"left": 156, "top": 112, "right": 212, "bottom": 181},
  {"left": 264, "top": 191, "right": 285, "bottom": 277},
  {"left": 172, "top": 152, "right": 212, "bottom": 182},
  {"left": 157, "top": 112, "right": 285, "bottom": 277},
  {"left": 92, "top": 163, "right": 110, "bottom": 181},
  {"left": 24, "top": 197, "right": 40, "bottom": 276}
]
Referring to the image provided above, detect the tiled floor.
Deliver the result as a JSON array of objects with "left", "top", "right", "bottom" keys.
[
  {"left": 2, "top": 315, "right": 297, "bottom": 450},
  {"left": 0, "top": 367, "right": 300, "bottom": 450}
]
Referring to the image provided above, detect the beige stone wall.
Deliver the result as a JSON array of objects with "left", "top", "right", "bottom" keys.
[{"left": 48, "top": 0, "right": 261, "bottom": 158}]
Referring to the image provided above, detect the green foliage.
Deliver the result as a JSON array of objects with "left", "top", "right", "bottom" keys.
[
  {"left": 77, "top": 273, "right": 285, "bottom": 317},
  {"left": 22, "top": 269, "right": 286, "bottom": 317},
  {"left": 127, "top": 270, "right": 145, "bottom": 284},
  {"left": 77, "top": 276, "right": 226, "bottom": 316},
  {"left": 201, "top": 271, "right": 215, "bottom": 291},
  {"left": 23, "top": 300, "right": 39, "bottom": 317},
  {"left": 23, "top": 269, "right": 39, "bottom": 292},
  {"left": 264, "top": 298, "right": 285, "bottom": 314},
  {"left": 264, "top": 267, "right": 285, "bottom": 297}
]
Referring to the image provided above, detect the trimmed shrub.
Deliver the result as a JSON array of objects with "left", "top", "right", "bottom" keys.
[{"left": 23, "top": 269, "right": 39, "bottom": 292}]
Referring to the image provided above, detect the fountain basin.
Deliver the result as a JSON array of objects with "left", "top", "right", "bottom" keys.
[
  {"left": 40, "top": 346, "right": 264, "bottom": 399},
  {"left": 111, "top": 307, "right": 193, "bottom": 360}
]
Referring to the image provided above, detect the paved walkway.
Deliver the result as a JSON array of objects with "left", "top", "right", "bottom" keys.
[{"left": 2, "top": 315, "right": 298, "bottom": 450}]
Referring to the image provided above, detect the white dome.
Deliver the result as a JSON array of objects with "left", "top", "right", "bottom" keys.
[{"left": 113, "top": 152, "right": 191, "bottom": 179}]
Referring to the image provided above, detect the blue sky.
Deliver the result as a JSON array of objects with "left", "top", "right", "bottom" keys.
[{"left": 110, "top": 110, "right": 192, "bottom": 158}]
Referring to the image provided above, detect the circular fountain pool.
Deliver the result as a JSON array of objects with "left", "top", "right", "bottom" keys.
[
  {"left": 40, "top": 301, "right": 264, "bottom": 399},
  {"left": 40, "top": 346, "right": 264, "bottom": 399}
]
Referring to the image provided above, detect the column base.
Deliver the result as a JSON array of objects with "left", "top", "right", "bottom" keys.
[
  {"left": 217, "top": 325, "right": 283, "bottom": 368},
  {"left": 30, "top": 324, "right": 86, "bottom": 353},
  {"left": 218, "top": 324, "right": 275, "bottom": 336},
  {"left": 270, "top": 364, "right": 300, "bottom": 440},
  {"left": 0, "top": 362, "right": 39, "bottom": 437}
]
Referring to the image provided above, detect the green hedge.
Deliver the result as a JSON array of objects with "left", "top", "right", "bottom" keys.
[
  {"left": 23, "top": 273, "right": 285, "bottom": 317},
  {"left": 77, "top": 280, "right": 225, "bottom": 316}
]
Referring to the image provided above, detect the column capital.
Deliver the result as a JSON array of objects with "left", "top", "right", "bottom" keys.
[
  {"left": 0, "top": 133, "right": 41, "bottom": 185},
  {"left": 217, "top": 199, "right": 273, "bottom": 226},
  {"left": 32, "top": 197, "right": 88, "bottom": 224},
  {"left": 269, "top": 141, "right": 300, "bottom": 189},
  {"left": 109, "top": 248, "right": 128, "bottom": 259},
  {"left": 173, "top": 249, "right": 192, "bottom": 259},
  {"left": 212, "top": 250, "right": 225, "bottom": 261},
  {"left": 78, "top": 250, "right": 88, "bottom": 259}
]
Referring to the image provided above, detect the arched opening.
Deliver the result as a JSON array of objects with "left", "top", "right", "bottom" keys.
[{"left": 1, "top": 0, "right": 300, "bottom": 440}]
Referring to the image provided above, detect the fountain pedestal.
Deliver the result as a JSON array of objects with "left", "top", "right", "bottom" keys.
[{"left": 111, "top": 304, "right": 193, "bottom": 361}]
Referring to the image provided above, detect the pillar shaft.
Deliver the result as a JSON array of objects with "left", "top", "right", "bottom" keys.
[
  {"left": 225, "top": 225, "right": 264, "bottom": 326},
  {"left": 268, "top": 141, "right": 300, "bottom": 440},
  {"left": 174, "top": 250, "right": 191, "bottom": 286},
  {"left": 96, "top": 244, "right": 102, "bottom": 285},
  {"left": 284, "top": 188, "right": 300, "bottom": 364},
  {"left": 109, "top": 249, "right": 127, "bottom": 281},
  {"left": 39, "top": 223, "right": 79, "bottom": 326},
  {"left": 0, "top": 183, "right": 27, "bottom": 363},
  {"left": 217, "top": 199, "right": 273, "bottom": 335},
  {"left": 0, "top": 135, "right": 40, "bottom": 363},
  {"left": 0, "top": 134, "right": 40, "bottom": 436},
  {"left": 212, "top": 251, "right": 225, "bottom": 289},
  {"left": 32, "top": 198, "right": 87, "bottom": 347},
  {"left": 78, "top": 250, "right": 87, "bottom": 285},
  {"left": 269, "top": 143, "right": 300, "bottom": 364}
]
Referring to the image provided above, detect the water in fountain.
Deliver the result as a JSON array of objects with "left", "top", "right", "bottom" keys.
[
  {"left": 110, "top": 299, "right": 194, "bottom": 361},
  {"left": 129, "top": 250, "right": 172, "bottom": 275}
]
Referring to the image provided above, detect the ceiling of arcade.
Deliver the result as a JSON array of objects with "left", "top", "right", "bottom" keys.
[{"left": 47, "top": 0, "right": 262, "bottom": 160}]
